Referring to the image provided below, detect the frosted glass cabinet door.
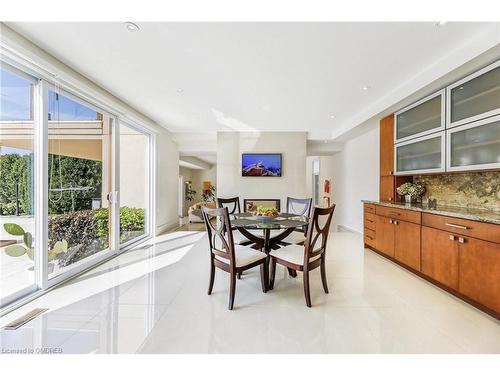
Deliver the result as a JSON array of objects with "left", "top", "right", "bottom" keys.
[
  {"left": 447, "top": 61, "right": 500, "bottom": 128},
  {"left": 447, "top": 115, "right": 500, "bottom": 171},
  {"left": 395, "top": 132, "right": 445, "bottom": 175},
  {"left": 395, "top": 90, "right": 445, "bottom": 142}
]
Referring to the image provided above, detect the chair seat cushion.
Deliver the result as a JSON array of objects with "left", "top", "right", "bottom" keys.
[
  {"left": 216, "top": 245, "right": 267, "bottom": 267},
  {"left": 282, "top": 231, "right": 306, "bottom": 244},
  {"left": 270, "top": 244, "right": 321, "bottom": 266}
]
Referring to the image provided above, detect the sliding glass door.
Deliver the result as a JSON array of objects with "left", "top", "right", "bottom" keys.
[
  {"left": 0, "top": 65, "right": 38, "bottom": 306},
  {"left": 46, "top": 89, "right": 115, "bottom": 280},
  {"left": 0, "top": 59, "right": 154, "bottom": 310},
  {"left": 119, "top": 122, "right": 150, "bottom": 246}
]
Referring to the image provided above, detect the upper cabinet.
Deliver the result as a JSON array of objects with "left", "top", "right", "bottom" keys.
[
  {"left": 447, "top": 114, "right": 500, "bottom": 172},
  {"left": 394, "top": 89, "right": 445, "bottom": 143},
  {"left": 395, "top": 132, "right": 445, "bottom": 175},
  {"left": 447, "top": 60, "right": 500, "bottom": 128}
]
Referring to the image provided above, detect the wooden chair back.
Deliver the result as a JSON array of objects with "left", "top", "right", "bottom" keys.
[
  {"left": 304, "top": 205, "right": 336, "bottom": 264},
  {"left": 202, "top": 206, "right": 236, "bottom": 269},
  {"left": 216, "top": 196, "right": 241, "bottom": 214}
]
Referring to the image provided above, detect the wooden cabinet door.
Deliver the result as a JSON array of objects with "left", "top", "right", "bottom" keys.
[
  {"left": 459, "top": 237, "right": 500, "bottom": 313},
  {"left": 380, "top": 176, "right": 395, "bottom": 202},
  {"left": 380, "top": 115, "right": 394, "bottom": 176},
  {"left": 395, "top": 220, "right": 421, "bottom": 271},
  {"left": 422, "top": 226, "right": 459, "bottom": 290},
  {"left": 375, "top": 215, "right": 395, "bottom": 257}
]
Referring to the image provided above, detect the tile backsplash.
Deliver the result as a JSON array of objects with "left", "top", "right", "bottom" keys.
[{"left": 412, "top": 171, "right": 500, "bottom": 212}]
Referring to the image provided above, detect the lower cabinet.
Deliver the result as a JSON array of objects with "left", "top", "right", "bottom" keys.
[
  {"left": 421, "top": 226, "right": 459, "bottom": 290},
  {"left": 394, "top": 220, "right": 421, "bottom": 271},
  {"left": 375, "top": 214, "right": 395, "bottom": 257},
  {"left": 375, "top": 214, "right": 421, "bottom": 270},
  {"left": 459, "top": 236, "right": 500, "bottom": 313}
]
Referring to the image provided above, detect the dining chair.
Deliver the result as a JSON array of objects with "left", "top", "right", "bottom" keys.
[
  {"left": 282, "top": 197, "right": 313, "bottom": 245},
  {"left": 202, "top": 206, "right": 269, "bottom": 310},
  {"left": 269, "top": 204, "right": 336, "bottom": 307},
  {"left": 216, "top": 196, "right": 251, "bottom": 246}
]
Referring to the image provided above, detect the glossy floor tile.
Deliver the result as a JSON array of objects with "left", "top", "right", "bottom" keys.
[{"left": 1, "top": 230, "right": 499, "bottom": 354}]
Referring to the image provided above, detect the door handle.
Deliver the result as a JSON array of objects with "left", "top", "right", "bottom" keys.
[{"left": 445, "top": 223, "right": 469, "bottom": 230}]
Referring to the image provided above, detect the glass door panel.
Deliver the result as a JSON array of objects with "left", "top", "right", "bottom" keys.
[
  {"left": 448, "top": 115, "right": 500, "bottom": 171},
  {"left": 448, "top": 61, "right": 500, "bottom": 127},
  {"left": 395, "top": 90, "right": 444, "bottom": 142},
  {"left": 47, "top": 90, "right": 113, "bottom": 278},
  {"left": 119, "top": 123, "right": 149, "bottom": 245},
  {"left": 0, "top": 66, "right": 37, "bottom": 305},
  {"left": 395, "top": 132, "right": 445, "bottom": 175}
]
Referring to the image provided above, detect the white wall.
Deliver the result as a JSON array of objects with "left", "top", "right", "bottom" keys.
[
  {"left": 330, "top": 122, "right": 379, "bottom": 233},
  {"left": 155, "top": 130, "right": 180, "bottom": 234},
  {"left": 217, "top": 132, "right": 307, "bottom": 210}
]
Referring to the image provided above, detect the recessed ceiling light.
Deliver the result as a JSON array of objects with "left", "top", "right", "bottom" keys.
[
  {"left": 330, "top": 115, "right": 335, "bottom": 119},
  {"left": 177, "top": 88, "right": 184, "bottom": 94},
  {"left": 125, "top": 22, "right": 140, "bottom": 32},
  {"left": 435, "top": 21, "right": 447, "bottom": 27},
  {"left": 362, "top": 86, "right": 371, "bottom": 91}
]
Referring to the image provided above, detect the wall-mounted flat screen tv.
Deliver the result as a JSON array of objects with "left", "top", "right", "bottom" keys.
[{"left": 242, "top": 153, "right": 282, "bottom": 177}]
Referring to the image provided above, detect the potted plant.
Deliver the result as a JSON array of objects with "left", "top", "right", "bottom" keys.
[
  {"left": 201, "top": 185, "right": 216, "bottom": 203},
  {"left": 396, "top": 182, "right": 425, "bottom": 204}
]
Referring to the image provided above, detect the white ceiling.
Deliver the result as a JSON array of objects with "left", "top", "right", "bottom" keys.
[{"left": 7, "top": 22, "right": 500, "bottom": 144}]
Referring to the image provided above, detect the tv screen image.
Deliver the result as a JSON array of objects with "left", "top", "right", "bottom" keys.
[{"left": 242, "top": 153, "right": 282, "bottom": 177}]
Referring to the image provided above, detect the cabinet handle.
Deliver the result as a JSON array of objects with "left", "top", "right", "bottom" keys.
[
  {"left": 388, "top": 197, "right": 393, "bottom": 201},
  {"left": 394, "top": 220, "right": 399, "bottom": 225},
  {"left": 389, "top": 219, "right": 393, "bottom": 224},
  {"left": 445, "top": 223, "right": 469, "bottom": 230},
  {"left": 449, "top": 235, "right": 456, "bottom": 241},
  {"left": 389, "top": 211, "right": 401, "bottom": 216},
  {"left": 458, "top": 237, "right": 466, "bottom": 244}
]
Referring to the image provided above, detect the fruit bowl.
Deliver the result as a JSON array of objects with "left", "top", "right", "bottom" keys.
[{"left": 251, "top": 206, "right": 279, "bottom": 222}]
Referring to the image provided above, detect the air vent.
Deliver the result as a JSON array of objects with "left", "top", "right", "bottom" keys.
[{"left": 2, "top": 308, "right": 48, "bottom": 330}]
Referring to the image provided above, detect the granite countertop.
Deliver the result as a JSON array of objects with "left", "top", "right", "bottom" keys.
[{"left": 362, "top": 200, "right": 500, "bottom": 225}]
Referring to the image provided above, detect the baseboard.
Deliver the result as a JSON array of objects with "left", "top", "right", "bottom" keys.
[
  {"left": 337, "top": 224, "right": 362, "bottom": 234},
  {"left": 156, "top": 220, "right": 180, "bottom": 236}
]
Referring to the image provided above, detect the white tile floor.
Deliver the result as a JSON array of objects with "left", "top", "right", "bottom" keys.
[{"left": 1, "top": 230, "right": 499, "bottom": 354}]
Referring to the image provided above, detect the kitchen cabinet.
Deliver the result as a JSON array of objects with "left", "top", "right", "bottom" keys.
[
  {"left": 394, "top": 131, "right": 445, "bottom": 175},
  {"left": 380, "top": 114, "right": 395, "bottom": 176},
  {"left": 395, "top": 89, "right": 445, "bottom": 143},
  {"left": 447, "top": 60, "right": 500, "bottom": 128},
  {"left": 421, "top": 226, "right": 459, "bottom": 290},
  {"left": 374, "top": 209, "right": 421, "bottom": 270},
  {"left": 446, "top": 114, "right": 500, "bottom": 172},
  {"left": 458, "top": 236, "right": 500, "bottom": 313},
  {"left": 394, "top": 220, "right": 421, "bottom": 271},
  {"left": 375, "top": 214, "right": 395, "bottom": 257}
]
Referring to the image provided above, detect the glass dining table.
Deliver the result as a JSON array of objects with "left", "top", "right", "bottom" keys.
[{"left": 231, "top": 212, "right": 309, "bottom": 277}]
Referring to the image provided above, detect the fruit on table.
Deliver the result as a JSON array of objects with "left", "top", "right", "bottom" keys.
[{"left": 254, "top": 206, "right": 279, "bottom": 217}]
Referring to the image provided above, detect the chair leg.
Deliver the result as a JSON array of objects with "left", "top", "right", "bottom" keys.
[
  {"left": 303, "top": 270, "right": 312, "bottom": 307},
  {"left": 237, "top": 272, "right": 242, "bottom": 279},
  {"left": 320, "top": 258, "right": 329, "bottom": 294},
  {"left": 208, "top": 262, "right": 215, "bottom": 295},
  {"left": 260, "top": 260, "right": 269, "bottom": 293},
  {"left": 229, "top": 272, "right": 237, "bottom": 310},
  {"left": 269, "top": 257, "right": 276, "bottom": 290}
]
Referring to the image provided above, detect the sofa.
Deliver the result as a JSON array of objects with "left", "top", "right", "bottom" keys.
[{"left": 188, "top": 201, "right": 216, "bottom": 223}]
